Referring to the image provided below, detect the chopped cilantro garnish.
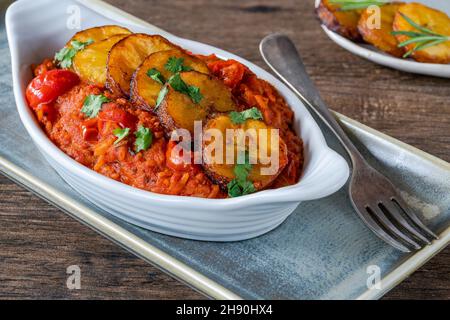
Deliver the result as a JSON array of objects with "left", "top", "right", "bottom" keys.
[
  {"left": 168, "top": 73, "right": 188, "bottom": 91},
  {"left": 55, "top": 39, "right": 93, "bottom": 68},
  {"left": 147, "top": 68, "right": 165, "bottom": 85},
  {"left": 134, "top": 125, "right": 153, "bottom": 153},
  {"left": 229, "top": 107, "right": 263, "bottom": 124},
  {"left": 227, "top": 180, "right": 243, "bottom": 198},
  {"left": 227, "top": 152, "right": 256, "bottom": 197},
  {"left": 155, "top": 86, "right": 169, "bottom": 110},
  {"left": 113, "top": 127, "right": 130, "bottom": 145},
  {"left": 165, "top": 57, "right": 192, "bottom": 73},
  {"left": 81, "top": 94, "right": 109, "bottom": 118},
  {"left": 187, "top": 85, "right": 203, "bottom": 104},
  {"left": 71, "top": 39, "right": 93, "bottom": 50},
  {"left": 227, "top": 173, "right": 256, "bottom": 197},
  {"left": 54, "top": 47, "right": 76, "bottom": 69},
  {"left": 168, "top": 74, "right": 203, "bottom": 104}
]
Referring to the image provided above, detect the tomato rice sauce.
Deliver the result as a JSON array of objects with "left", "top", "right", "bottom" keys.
[{"left": 28, "top": 56, "right": 303, "bottom": 199}]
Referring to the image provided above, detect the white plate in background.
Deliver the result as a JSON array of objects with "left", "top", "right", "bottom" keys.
[{"left": 315, "top": 0, "right": 450, "bottom": 78}]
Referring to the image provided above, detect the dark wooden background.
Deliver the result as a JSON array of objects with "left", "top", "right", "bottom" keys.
[{"left": 1, "top": 0, "right": 449, "bottom": 299}]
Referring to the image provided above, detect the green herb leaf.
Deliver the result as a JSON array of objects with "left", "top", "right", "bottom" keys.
[
  {"left": 240, "top": 180, "right": 256, "bottom": 195},
  {"left": 329, "top": 0, "right": 388, "bottom": 11},
  {"left": 227, "top": 180, "right": 242, "bottom": 198},
  {"left": 390, "top": 13, "right": 450, "bottom": 58},
  {"left": 229, "top": 107, "right": 263, "bottom": 124},
  {"left": 147, "top": 68, "right": 165, "bottom": 85},
  {"left": 398, "top": 13, "right": 442, "bottom": 36},
  {"left": 168, "top": 73, "right": 189, "bottom": 92},
  {"left": 113, "top": 127, "right": 130, "bottom": 145},
  {"left": 71, "top": 39, "right": 94, "bottom": 50},
  {"left": 81, "top": 94, "right": 109, "bottom": 118},
  {"left": 412, "top": 39, "right": 447, "bottom": 52},
  {"left": 165, "top": 57, "right": 192, "bottom": 73},
  {"left": 168, "top": 74, "right": 203, "bottom": 104},
  {"left": 398, "top": 35, "right": 444, "bottom": 47},
  {"left": 227, "top": 152, "right": 256, "bottom": 198},
  {"left": 55, "top": 39, "right": 93, "bottom": 68},
  {"left": 134, "top": 125, "right": 153, "bottom": 153},
  {"left": 54, "top": 47, "right": 77, "bottom": 69},
  {"left": 155, "top": 86, "right": 169, "bottom": 110},
  {"left": 187, "top": 86, "right": 203, "bottom": 104},
  {"left": 391, "top": 31, "right": 424, "bottom": 38}
]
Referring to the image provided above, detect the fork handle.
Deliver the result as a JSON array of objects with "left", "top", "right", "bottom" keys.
[{"left": 260, "top": 34, "right": 365, "bottom": 165}]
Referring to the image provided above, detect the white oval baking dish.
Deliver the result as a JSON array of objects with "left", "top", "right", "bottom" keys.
[{"left": 6, "top": 0, "right": 350, "bottom": 241}]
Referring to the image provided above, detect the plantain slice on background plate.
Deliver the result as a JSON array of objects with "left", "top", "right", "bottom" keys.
[
  {"left": 393, "top": 3, "right": 450, "bottom": 64},
  {"left": 316, "top": 0, "right": 363, "bottom": 41},
  {"left": 106, "top": 34, "right": 181, "bottom": 97},
  {"left": 358, "top": 3, "right": 405, "bottom": 58},
  {"left": 73, "top": 34, "right": 129, "bottom": 86},
  {"left": 202, "top": 114, "right": 288, "bottom": 193},
  {"left": 131, "top": 50, "right": 209, "bottom": 110},
  {"left": 156, "top": 71, "right": 237, "bottom": 134},
  {"left": 67, "top": 25, "right": 132, "bottom": 45}
]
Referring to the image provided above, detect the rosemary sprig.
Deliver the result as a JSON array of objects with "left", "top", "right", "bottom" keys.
[
  {"left": 329, "top": 0, "right": 389, "bottom": 11},
  {"left": 391, "top": 13, "right": 450, "bottom": 58}
]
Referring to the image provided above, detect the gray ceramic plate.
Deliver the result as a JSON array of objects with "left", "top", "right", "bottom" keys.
[{"left": 0, "top": 0, "right": 449, "bottom": 300}]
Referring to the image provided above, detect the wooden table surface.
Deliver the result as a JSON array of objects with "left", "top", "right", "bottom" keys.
[{"left": 1, "top": 0, "right": 449, "bottom": 300}]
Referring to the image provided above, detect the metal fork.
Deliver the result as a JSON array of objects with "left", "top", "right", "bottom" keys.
[{"left": 260, "top": 34, "right": 438, "bottom": 252}]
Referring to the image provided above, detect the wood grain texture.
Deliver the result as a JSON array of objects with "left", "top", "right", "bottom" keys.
[{"left": 0, "top": 0, "right": 449, "bottom": 300}]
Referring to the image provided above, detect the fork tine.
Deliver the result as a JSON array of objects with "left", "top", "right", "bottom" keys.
[
  {"left": 367, "top": 206, "right": 422, "bottom": 250},
  {"left": 380, "top": 202, "right": 431, "bottom": 245},
  {"left": 392, "top": 197, "right": 438, "bottom": 240},
  {"left": 351, "top": 203, "right": 412, "bottom": 252}
]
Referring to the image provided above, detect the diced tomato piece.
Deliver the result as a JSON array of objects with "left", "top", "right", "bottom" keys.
[
  {"left": 82, "top": 118, "right": 98, "bottom": 129},
  {"left": 166, "top": 141, "right": 196, "bottom": 172},
  {"left": 26, "top": 69, "right": 80, "bottom": 110},
  {"left": 98, "top": 103, "right": 137, "bottom": 131},
  {"left": 33, "top": 58, "right": 56, "bottom": 77},
  {"left": 81, "top": 118, "right": 99, "bottom": 142},
  {"left": 35, "top": 103, "right": 57, "bottom": 123},
  {"left": 208, "top": 59, "right": 247, "bottom": 89},
  {"left": 82, "top": 127, "right": 98, "bottom": 142}
]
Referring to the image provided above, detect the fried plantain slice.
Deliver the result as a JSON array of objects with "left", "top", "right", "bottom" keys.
[
  {"left": 358, "top": 3, "right": 405, "bottom": 57},
  {"left": 73, "top": 34, "right": 129, "bottom": 86},
  {"left": 393, "top": 3, "right": 450, "bottom": 64},
  {"left": 202, "top": 114, "right": 288, "bottom": 193},
  {"left": 67, "top": 25, "right": 132, "bottom": 45},
  {"left": 156, "top": 71, "right": 237, "bottom": 134},
  {"left": 106, "top": 34, "right": 181, "bottom": 97},
  {"left": 316, "top": 0, "right": 363, "bottom": 41},
  {"left": 131, "top": 50, "right": 209, "bottom": 110},
  {"left": 156, "top": 85, "right": 210, "bottom": 134}
]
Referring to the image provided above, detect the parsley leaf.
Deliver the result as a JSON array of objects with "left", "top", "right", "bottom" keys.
[
  {"left": 165, "top": 57, "right": 192, "bottom": 73},
  {"left": 113, "top": 127, "right": 130, "bottom": 145},
  {"left": 54, "top": 47, "right": 77, "bottom": 69},
  {"left": 55, "top": 39, "right": 93, "bottom": 68},
  {"left": 155, "top": 86, "right": 169, "bottom": 110},
  {"left": 240, "top": 180, "right": 256, "bottom": 195},
  {"left": 227, "top": 152, "right": 256, "bottom": 197},
  {"left": 227, "top": 180, "right": 242, "bottom": 198},
  {"left": 234, "top": 162, "right": 252, "bottom": 183},
  {"left": 81, "top": 94, "right": 109, "bottom": 118},
  {"left": 229, "top": 107, "right": 263, "bottom": 124},
  {"left": 187, "top": 86, "right": 203, "bottom": 104},
  {"left": 134, "top": 125, "right": 153, "bottom": 153},
  {"left": 168, "top": 74, "right": 203, "bottom": 104},
  {"left": 168, "top": 73, "right": 189, "bottom": 92},
  {"left": 147, "top": 68, "right": 165, "bottom": 85},
  {"left": 71, "top": 39, "right": 93, "bottom": 50}
]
